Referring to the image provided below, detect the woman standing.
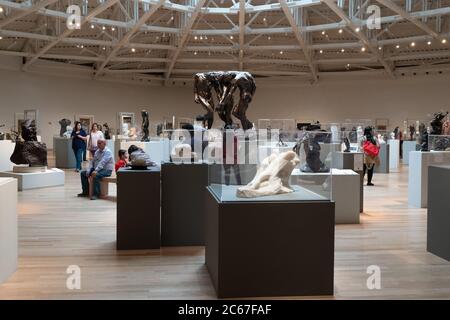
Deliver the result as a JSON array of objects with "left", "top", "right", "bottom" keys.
[
  {"left": 71, "top": 121, "right": 87, "bottom": 172},
  {"left": 360, "top": 126, "right": 380, "bottom": 186},
  {"left": 88, "top": 123, "right": 104, "bottom": 158}
]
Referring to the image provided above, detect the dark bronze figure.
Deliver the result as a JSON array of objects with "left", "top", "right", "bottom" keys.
[
  {"left": 430, "top": 111, "right": 448, "bottom": 135},
  {"left": 194, "top": 71, "right": 256, "bottom": 130},
  {"left": 10, "top": 119, "right": 47, "bottom": 166},
  {"left": 293, "top": 132, "right": 330, "bottom": 173},
  {"left": 103, "top": 123, "right": 111, "bottom": 140},
  {"left": 141, "top": 110, "right": 150, "bottom": 142}
]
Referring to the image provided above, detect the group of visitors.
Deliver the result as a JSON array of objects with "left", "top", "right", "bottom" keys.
[{"left": 70, "top": 122, "right": 105, "bottom": 172}]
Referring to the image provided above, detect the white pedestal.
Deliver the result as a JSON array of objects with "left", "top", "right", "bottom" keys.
[
  {"left": 388, "top": 139, "right": 400, "bottom": 171},
  {"left": 0, "top": 178, "right": 17, "bottom": 284},
  {"left": 291, "top": 168, "right": 360, "bottom": 224},
  {"left": 0, "top": 140, "right": 15, "bottom": 172},
  {"left": 0, "top": 168, "right": 65, "bottom": 191},
  {"left": 120, "top": 138, "right": 170, "bottom": 165},
  {"left": 408, "top": 151, "right": 450, "bottom": 208},
  {"left": 402, "top": 141, "right": 417, "bottom": 165}
]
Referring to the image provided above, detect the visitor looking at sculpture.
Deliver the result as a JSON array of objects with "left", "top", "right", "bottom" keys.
[
  {"left": 115, "top": 149, "right": 128, "bottom": 172},
  {"left": 360, "top": 126, "right": 380, "bottom": 186},
  {"left": 78, "top": 139, "right": 113, "bottom": 200}
]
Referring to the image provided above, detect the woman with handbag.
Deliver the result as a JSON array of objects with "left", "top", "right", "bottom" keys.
[
  {"left": 360, "top": 126, "right": 380, "bottom": 186},
  {"left": 87, "top": 123, "right": 104, "bottom": 158}
]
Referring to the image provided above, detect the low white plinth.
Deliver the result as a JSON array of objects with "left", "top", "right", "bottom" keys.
[
  {"left": 0, "top": 168, "right": 65, "bottom": 191},
  {"left": 408, "top": 151, "right": 450, "bottom": 208},
  {"left": 291, "top": 168, "right": 360, "bottom": 224},
  {"left": 0, "top": 140, "right": 15, "bottom": 172},
  {"left": 388, "top": 139, "right": 400, "bottom": 171},
  {"left": 0, "top": 178, "right": 17, "bottom": 284},
  {"left": 402, "top": 141, "right": 417, "bottom": 165},
  {"left": 120, "top": 138, "right": 170, "bottom": 165}
]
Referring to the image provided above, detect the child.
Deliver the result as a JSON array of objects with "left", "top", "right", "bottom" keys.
[{"left": 115, "top": 149, "right": 128, "bottom": 172}]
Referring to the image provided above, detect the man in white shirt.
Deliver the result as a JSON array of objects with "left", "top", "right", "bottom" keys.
[{"left": 78, "top": 139, "right": 113, "bottom": 200}]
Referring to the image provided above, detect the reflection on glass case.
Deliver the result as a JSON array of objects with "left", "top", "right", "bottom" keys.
[
  {"left": 257, "top": 119, "right": 296, "bottom": 131},
  {"left": 428, "top": 135, "right": 450, "bottom": 151}
]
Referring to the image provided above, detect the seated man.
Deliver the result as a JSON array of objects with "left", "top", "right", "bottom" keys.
[{"left": 78, "top": 139, "right": 113, "bottom": 200}]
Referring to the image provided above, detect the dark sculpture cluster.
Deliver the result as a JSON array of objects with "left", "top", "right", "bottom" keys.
[
  {"left": 103, "top": 123, "right": 111, "bottom": 140},
  {"left": 194, "top": 71, "right": 256, "bottom": 130},
  {"left": 10, "top": 119, "right": 48, "bottom": 167},
  {"left": 293, "top": 131, "right": 330, "bottom": 173},
  {"left": 141, "top": 110, "right": 149, "bottom": 142},
  {"left": 430, "top": 111, "right": 448, "bottom": 135},
  {"left": 420, "top": 111, "right": 449, "bottom": 151}
]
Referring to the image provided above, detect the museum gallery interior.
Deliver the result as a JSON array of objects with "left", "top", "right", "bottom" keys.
[{"left": 1, "top": 0, "right": 450, "bottom": 301}]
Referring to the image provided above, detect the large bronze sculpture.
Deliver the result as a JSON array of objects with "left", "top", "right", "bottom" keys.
[
  {"left": 293, "top": 132, "right": 330, "bottom": 173},
  {"left": 430, "top": 111, "right": 448, "bottom": 135},
  {"left": 194, "top": 71, "right": 256, "bottom": 130},
  {"left": 10, "top": 119, "right": 48, "bottom": 167},
  {"left": 141, "top": 110, "right": 150, "bottom": 142}
]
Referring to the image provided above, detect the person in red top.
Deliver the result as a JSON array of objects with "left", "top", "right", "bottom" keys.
[{"left": 115, "top": 149, "right": 128, "bottom": 172}]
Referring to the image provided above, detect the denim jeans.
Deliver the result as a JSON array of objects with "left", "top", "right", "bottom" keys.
[
  {"left": 73, "top": 148, "right": 84, "bottom": 170},
  {"left": 80, "top": 169, "right": 112, "bottom": 197}
]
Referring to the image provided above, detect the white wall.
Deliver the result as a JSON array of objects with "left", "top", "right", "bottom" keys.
[{"left": 1, "top": 65, "right": 449, "bottom": 148}]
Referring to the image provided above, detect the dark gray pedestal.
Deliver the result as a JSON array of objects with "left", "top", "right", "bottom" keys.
[
  {"left": 161, "top": 162, "right": 208, "bottom": 246},
  {"left": 332, "top": 151, "right": 364, "bottom": 213},
  {"left": 427, "top": 165, "right": 450, "bottom": 261},
  {"left": 375, "top": 143, "right": 390, "bottom": 173},
  {"left": 53, "top": 136, "right": 76, "bottom": 169},
  {"left": 116, "top": 167, "right": 161, "bottom": 250},
  {"left": 205, "top": 188, "right": 335, "bottom": 298}
]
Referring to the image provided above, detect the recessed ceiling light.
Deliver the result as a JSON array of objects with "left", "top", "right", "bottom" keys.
[
  {"left": 263, "top": 17, "right": 266, "bottom": 22},
  {"left": 338, "top": 29, "right": 343, "bottom": 34},
  {"left": 427, "top": 41, "right": 432, "bottom": 45},
  {"left": 341, "top": 48, "right": 345, "bottom": 52},
  {"left": 200, "top": 36, "right": 203, "bottom": 40},
  {"left": 111, "top": 27, "right": 115, "bottom": 31},
  {"left": 442, "top": 38, "right": 447, "bottom": 44},
  {"left": 321, "top": 31, "right": 326, "bottom": 35},
  {"left": 361, "top": 47, "right": 366, "bottom": 52},
  {"left": 76, "top": 23, "right": 80, "bottom": 28},
  {"left": 102, "top": 46, "right": 106, "bottom": 50},
  {"left": 230, "top": 35, "right": 234, "bottom": 40},
  {"left": 90, "top": 24, "right": 95, "bottom": 29},
  {"left": 319, "top": 50, "right": 323, "bottom": 54},
  {"left": 378, "top": 46, "right": 382, "bottom": 50},
  {"left": 355, "top": 27, "right": 360, "bottom": 32},
  {"left": 0, "top": 37, "right": 2, "bottom": 40},
  {"left": 194, "top": 36, "right": 198, "bottom": 40},
  {"left": 205, "top": 36, "right": 208, "bottom": 40},
  {"left": 396, "top": 44, "right": 400, "bottom": 49},
  {"left": 194, "top": 51, "right": 198, "bottom": 55},
  {"left": 267, "top": 36, "right": 271, "bottom": 40},
  {"left": 102, "top": 26, "right": 106, "bottom": 31},
  {"left": 0, "top": 7, "right": 3, "bottom": 13},
  {"left": 131, "top": 48, "right": 136, "bottom": 53},
  {"left": 80, "top": 45, "right": 84, "bottom": 49},
  {"left": 410, "top": 42, "right": 416, "bottom": 47},
  {"left": 346, "top": 63, "right": 350, "bottom": 67},
  {"left": 279, "top": 51, "right": 283, "bottom": 55}
]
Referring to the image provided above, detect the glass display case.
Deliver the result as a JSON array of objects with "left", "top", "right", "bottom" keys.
[
  {"left": 428, "top": 135, "right": 450, "bottom": 151},
  {"left": 208, "top": 130, "right": 333, "bottom": 203}
]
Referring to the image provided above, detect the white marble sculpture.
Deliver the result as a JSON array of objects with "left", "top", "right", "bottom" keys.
[
  {"left": 236, "top": 150, "right": 300, "bottom": 198},
  {"left": 62, "top": 125, "right": 73, "bottom": 138}
]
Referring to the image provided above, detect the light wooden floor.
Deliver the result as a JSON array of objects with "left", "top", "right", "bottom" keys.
[{"left": 0, "top": 157, "right": 449, "bottom": 300}]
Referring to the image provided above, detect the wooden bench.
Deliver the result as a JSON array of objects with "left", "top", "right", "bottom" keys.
[{"left": 89, "top": 174, "right": 117, "bottom": 199}]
